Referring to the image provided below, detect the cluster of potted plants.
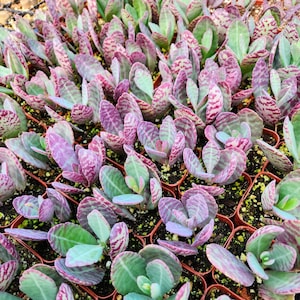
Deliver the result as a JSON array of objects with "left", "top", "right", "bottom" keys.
[{"left": 1, "top": 0, "right": 300, "bottom": 299}]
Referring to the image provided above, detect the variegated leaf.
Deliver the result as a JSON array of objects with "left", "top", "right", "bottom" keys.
[
  {"left": 255, "top": 94, "right": 281, "bottom": 125},
  {"left": 109, "top": 222, "right": 129, "bottom": 260},
  {"left": 56, "top": 283, "right": 74, "bottom": 300},
  {"left": 12, "top": 195, "right": 39, "bottom": 219}
]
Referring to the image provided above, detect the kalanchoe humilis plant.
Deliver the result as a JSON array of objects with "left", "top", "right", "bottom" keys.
[
  {"left": 183, "top": 141, "right": 247, "bottom": 185},
  {"left": 157, "top": 184, "right": 222, "bottom": 256},
  {"left": 0, "top": 147, "right": 26, "bottom": 204},
  {"left": 0, "top": 93, "right": 27, "bottom": 140},
  {"left": 99, "top": 97, "right": 143, "bottom": 153},
  {"left": 48, "top": 209, "right": 129, "bottom": 285},
  {"left": 137, "top": 115, "right": 197, "bottom": 166},
  {"left": 111, "top": 244, "right": 190, "bottom": 299},
  {"left": 17, "top": 264, "right": 75, "bottom": 300},
  {"left": 171, "top": 58, "right": 232, "bottom": 131},
  {"left": 46, "top": 121, "right": 105, "bottom": 187},
  {"left": 256, "top": 108, "right": 300, "bottom": 172},
  {"left": 252, "top": 58, "right": 299, "bottom": 125},
  {"left": 5, "top": 131, "right": 50, "bottom": 170},
  {"left": 261, "top": 169, "right": 300, "bottom": 220},
  {"left": 96, "top": 0, "right": 123, "bottom": 21},
  {"left": 206, "top": 224, "right": 300, "bottom": 299},
  {"left": 12, "top": 188, "right": 72, "bottom": 223},
  {"left": 0, "top": 233, "right": 19, "bottom": 291},
  {"left": 204, "top": 108, "right": 264, "bottom": 153},
  {"left": 99, "top": 153, "right": 162, "bottom": 210}
]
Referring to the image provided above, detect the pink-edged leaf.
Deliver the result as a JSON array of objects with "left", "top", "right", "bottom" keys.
[
  {"left": 74, "top": 54, "right": 104, "bottom": 82},
  {"left": 206, "top": 244, "right": 255, "bottom": 286},
  {"left": 206, "top": 83, "right": 223, "bottom": 124},
  {"left": 109, "top": 222, "right": 129, "bottom": 260},
  {"left": 246, "top": 225, "right": 284, "bottom": 258},
  {"left": 144, "top": 145, "right": 167, "bottom": 164},
  {"left": 152, "top": 81, "right": 172, "bottom": 117},
  {"left": 100, "top": 132, "right": 125, "bottom": 153},
  {"left": 77, "top": 196, "right": 117, "bottom": 230},
  {"left": 54, "top": 258, "right": 105, "bottom": 286},
  {"left": 174, "top": 117, "right": 197, "bottom": 150},
  {"left": 71, "top": 104, "right": 93, "bottom": 124},
  {"left": 12, "top": 195, "right": 39, "bottom": 219},
  {"left": 185, "top": 194, "right": 209, "bottom": 227},
  {"left": 134, "top": 97, "right": 155, "bottom": 120},
  {"left": 261, "top": 180, "right": 277, "bottom": 211},
  {"left": 202, "top": 142, "right": 220, "bottom": 174},
  {"left": 256, "top": 139, "right": 293, "bottom": 172},
  {"left": 158, "top": 60, "right": 172, "bottom": 83},
  {"left": 183, "top": 148, "right": 214, "bottom": 180},
  {"left": 175, "top": 282, "right": 191, "bottom": 300},
  {"left": 99, "top": 100, "right": 123, "bottom": 135},
  {"left": 96, "top": 72, "right": 115, "bottom": 97},
  {"left": 149, "top": 177, "right": 162, "bottom": 207},
  {"left": 169, "top": 131, "right": 185, "bottom": 166},
  {"left": 88, "top": 135, "right": 106, "bottom": 163},
  {"left": 0, "top": 147, "right": 26, "bottom": 191},
  {"left": 157, "top": 239, "right": 198, "bottom": 256},
  {"left": 46, "top": 188, "right": 71, "bottom": 222},
  {"left": 0, "top": 233, "right": 19, "bottom": 261},
  {"left": 173, "top": 69, "right": 188, "bottom": 105},
  {"left": 78, "top": 148, "right": 101, "bottom": 187},
  {"left": 232, "top": 88, "right": 253, "bottom": 105},
  {"left": 47, "top": 121, "right": 74, "bottom": 148},
  {"left": 53, "top": 39, "right": 73, "bottom": 76},
  {"left": 0, "top": 174, "right": 15, "bottom": 203},
  {"left": 0, "top": 260, "right": 19, "bottom": 291},
  {"left": 5, "top": 228, "right": 48, "bottom": 241},
  {"left": 39, "top": 198, "right": 55, "bottom": 222},
  {"left": 51, "top": 182, "right": 83, "bottom": 194},
  {"left": 116, "top": 92, "right": 143, "bottom": 120},
  {"left": 114, "top": 79, "right": 130, "bottom": 101},
  {"left": 46, "top": 132, "right": 78, "bottom": 172},
  {"left": 56, "top": 283, "right": 74, "bottom": 300},
  {"left": 123, "top": 113, "right": 139, "bottom": 146},
  {"left": 192, "top": 219, "right": 214, "bottom": 247},
  {"left": 218, "top": 49, "right": 241, "bottom": 92},
  {"left": 166, "top": 221, "right": 193, "bottom": 237},
  {"left": 255, "top": 94, "right": 281, "bottom": 125}
]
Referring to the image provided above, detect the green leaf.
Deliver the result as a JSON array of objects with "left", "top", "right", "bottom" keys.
[
  {"left": 137, "top": 275, "right": 152, "bottom": 296},
  {"left": 159, "top": 6, "right": 175, "bottom": 44},
  {"left": 87, "top": 209, "right": 111, "bottom": 243},
  {"left": 48, "top": 223, "right": 98, "bottom": 256},
  {"left": 133, "top": 69, "right": 153, "bottom": 99},
  {"left": 100, "top": 166, "right": 132, "bottom": 199},
  {"left": 111, "top": 252, "right": 147, "bottom": 295},
  {"left": 66, "top": 244, "right": 103, "bottom": 267},
  {"left": 0, "top": 292, "right": 23, "bottom": 300},
  {"left": 20, "top": 269, "right": 58, "bottom": 300},
  {"left": 279, "top": 36, "right": 291, "bottom": 67},
  {"left": 125, "top": 155, "right": 149, "bottom": 192},
  {"left": 227, "top": 20, "right": 250, "bottom": 63}
]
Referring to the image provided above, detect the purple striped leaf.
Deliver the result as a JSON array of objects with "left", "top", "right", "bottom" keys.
[
  {"left": 0, "top": 110, "right": 21, "bottom": 140},
  {"left": 114, "top": 79, "right": 130, "bottom": 100},
  {"left": 149, "top": 177, "right": 162, "bottom": 207},
  {"left": 109, "top": 222, "right": 129, "bottom": 260},
  {"left": 137, "top": 120, "right": 159, "bottom": 149},
  {"left": 206, "top": 244, "right": 255, "bottom": 286},
  {"left": 174, "top": 117, "right": 197, "bottom": 150},
  {"left": 100, "top": 100, "right": 123, "bottom": 135},
  {"left": 77, "top": 196, "right": 118, "bottom": 230},
  {"left": 74, "top": 54, "right": 104, "bottom": 82},
  {"left": 58, "top": 77, "right": 81, "bottom": 106},
  {"left": 175, "top": 282, "right": 191, "bottom": 300},
  {"left": 123, "top": 113, "right": 139, "bottom": 146},
  {"left": 173, "top": 69, "right": 188, "bottom": 105},
  {"left": 0, "top": 147, "right": 26, "bottom": 191},
  {"left": 157, "top": 240, "right": 198, "bottom": 256},
  {"left": 62, "top": 171, "right": 87, "bottom": 186},
  {"left": 71, "top": 104, "right": 93, "bottom": 124},
  {"left": 0, "top": 260, "right": 18, "bottom": 291},
  {"left": 192, "top": 219, "right": 214, "bottom": 247},
  {"left": 241, "top": 49, "right": 269, "bottom": 66},
  {"left": 159, "top": 116, "right": 176, "bottom": 152},
  {"left": 116, "top": 92, "right": 143, "bottom": 120},
  {"left": 152, "top": 82, "right": 172, "bottom": 117},
  {"left": 5, "top": 228, "right": 48, "bottom": 241},
  {"left": 232, "top": 88, "right": 253, "bottom": 105},
  {"left": 252, "top": 16, "right": 278, "bottom": 41},
  {"left": 255, "top": 94, "right": 281, "bottom": 125},
  {"left": 169, "top": 131, "right": 185, "bottom": 166},
  {"left": 0, "top": 174, "right": 15, "bottom": 203},
  {"left": 206, "top": 83, "right": 223, "bottom": 124},
  {"left": 88, "top": 135, "right": 106, "bottom": 164},
  {"left": 13, "top": 195, "right": 39, "bottom": 219},
  {"left": 0, "top": 233, "right": 19, "bottom": 261},
  {"left": 51, "top": 182, "right": 83, "bottom": 194},
  {"left": 55, "top": 258, "right": 104, "bottom": 286},
  {"left": 256, "top": 139, "right": 293, "bottom": 172},
  {"left": 261, "top": 180, "right": 277, "bottom": 211},
  {"left": 166, "top": 221, "right": 193, "bottom": 237},
  {"left": 202, "top": 142, "right": 220, "bottom": 174},
  {"left": 56, "top": 283, "right": 74, "bottom": 300},
  {"left": 136, "top": 33, "right": 157, "bottom": 72},
  {"left": 39, "top": 198, "right": 55, "bottom": 222},
  {"left": 100, "top": 132, "right": 125, "bottom": 153},
  {"left": 53, "top": 39, "right": 73, "bottom": 77},
  {"left": 158, "top": 197, "right": 185, "bottom": 225}
]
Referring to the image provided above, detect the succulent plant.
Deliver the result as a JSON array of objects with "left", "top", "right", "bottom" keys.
[
  {"left": 261, "top": 169, "right": 300, "bottom": 220},
  {"left": 137, "top": 115, "right": 197, "bottom": 166},
  {"left": 46, "top": 121, "right": 105, "bottom": 187},
  {"left": 12, "top": 188, "right": 72, "bottom": 223},
  {"left": 99, "top": 152, "right": 162, "bottom": 210},
  {"left": 111, "top": 244, "right": 190, "bottom": 299},
  {"left": 256, "top": 108, "right": 300, "bottom": 172},
  {"left": 157, "top": 184, "right": 222, "bottom": 256},
  {"left": 206, "top": 224, "right": 300, "bottom": 298},
  {"left": 0, "top": 93, "right": 27, "bottom": 140},
  {"left": 183, "top": 141, "right": 247, "bottom": 185},
  {"left": 0, "top": 147, "right": 27, "bottom": 204},
  {"left": 204, "top": 108, "right": 264, "bottom": 153},
  {"left": 0, "top": 233, "right": 19, "bottom": 291}
]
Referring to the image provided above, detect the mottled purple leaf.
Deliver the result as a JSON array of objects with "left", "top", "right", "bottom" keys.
[
  {"left": 169, "top": 131, "right": 185, "bottom": 166},
  {"left": 157, "top": 239, "right": 198, "bottom": 256},
  {"left": 206, "top": 83, "right": 223, "bottom": 124},
  {"left": 0, "top": 110, "right": 21, "bottom": 139},
  {"left": 255, "top": 94, "right": 281, "bottom": 125},
  {"left": 192, "top": 219, "right": 214, "bottom": 247},
  {"left": 54, "top": 258, "right": 104, "bottom": 286},
  {"left": 56, "top": 283, "right": 74, "bottom": 300},
  {"left": 5, "top": 228, "right": 48, "bottom": 241},
  {"left": 0, "top": 233, "right": 19, "bottom": 261},
  {"left": 109, "top": 222, "right": 129, "bottom": 260},
  {"left": 71, "top": 104, "right": 93, "bottom": 124},
  {"left": 74, "top": 54, "right": 104, "bottom": 81},
  {"left": 100, "top": 100, "right": 123, "bottom": 135},
  {"left": 51, "top": 182, "right": 83, "bottom": 194},
  {"left": 0, "top": 174, "right": 15, "bottom": 203},
  {"left": 206, "top": 244, "right": 254, "bottom": 286},
  {"left": 53, "top": 39, "right": 73, "bottom": 76},
  {"left": 12, "top": 195, "right": 39, "bottom": 219},
  {"left": 0, "top": 260, "right": 18, "bottom": 291},
  {"left": 261, "top": 180, "right": 277, "bottom": 211}
]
